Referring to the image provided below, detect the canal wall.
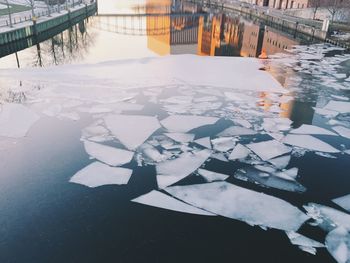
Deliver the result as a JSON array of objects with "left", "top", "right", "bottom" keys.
[{"left": 0, "top": 2, "right": 97, "bottom": 46}]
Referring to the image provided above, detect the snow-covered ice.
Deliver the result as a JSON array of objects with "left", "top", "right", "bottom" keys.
[
  {"left": 291, "top": 124, "right": 337, "bottom": 136},
  {"left": 165, "top": 182, "right": 309, "bottom": 231},
  {"left": 84, "top": 141, "right": 134, "bottom": 166},
  {"left": 0, "top": 103, "right": 40, "bottom": 138},
  {"left": 247, "top": 140, "right": 292, "bottom": 161},
  {"left": 283, "top": 134, "right": 340, "bottom": 153},
  {"left": 268, "top": 155, "right": 291, "bottom": 169},
  {"left": 161, "top": 115, "right": 218, "bottom": 133},
  {"left": 165, "top": 133, "right": 195, "bottom": 143},
  {"left": 218, "top": 126, "right": 257, "bottom": 137},
  {"left": 326, "top": 227, "right": 350, "bottom": 263},
  {"left": 104, "top": 114, "right": 161, "bottom": 150},
  {"left": 333, "top": 194, "right": 350, "bottom": 212},
  {"left": 70, "top": 161, "right": 133, "bottom": 187},
  {"left": 212, "top": 137, "right": 236, "bottom": 152},
  {"left": 286, "top": 231, "right": 324, "bottom": 255},
  {"left": 324, "top": 101, "right": 350, "bottom": 114},
  {"left": 332, "top": 126, "right": 350, "bottom": 139},
  {"left": 197, "top": 168, "right": 230, "bottom": 182},
  {"left": 194, "top": 137, "right": 212, "bottom": 149},
  {"left": 156, "top": 149, "right": 211, "bottom": 189},
  {"left": 131, "top": 190, "right": 215, "bottom": 216},
  {"left": 228, "top": 144, "right": 250, "bottom": 160}
]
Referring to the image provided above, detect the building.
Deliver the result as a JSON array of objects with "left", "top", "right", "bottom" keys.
[{"left": 240, "top": 0, "right": 310, "bottom": 9}]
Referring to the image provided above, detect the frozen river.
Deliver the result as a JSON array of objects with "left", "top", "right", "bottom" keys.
[{"left": 0, "top": 1, "right": 350, "bottom": 263}]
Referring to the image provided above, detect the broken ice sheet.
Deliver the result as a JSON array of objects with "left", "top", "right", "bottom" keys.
[
  {"left": 0, "top": 103, "right": 40, "bottom": 138},
  {"left": 165, "top": 133, "right": 195, "bottom": 143},
  {"left": 194, "top": 137, "right": 212, "bottom": 149},
  {"left": 283, "top": 134, "right": 340, "bottom": 153},
  {"left": 156, "top": 149, "right": 211, "bottom": 189},
  {"left": 286, "top": 231, "right": 325, "bottom": 255},
  {"left": 217, "top": 126, "right": 257, "bottom": 137},
  {"left": 139, "top": 143, "right": 169, "bottom": 163},
  {"left": 332, "top": 126, "right": 350, "bottom": 139},
  {"left": 165, "top": 181, "right": 309, "bottom": 231},
  {"left": 212, "top": 137, "right": 236, "bottom": 152},
  {"left": 160, "top": 115, "right": 218, "bottom": 133},
  {"left": 131, "top": 190, "right": 215, "bottom": 216},
  {"left": 247, "top": 140, "right": 292, "bottom": 161},
  {"left": 228, "top": 144, "right": 250, "bottom": 160},
  {"left": 268, "top": 155, "right": 291, "bottom": 169},
  {"left": 291, "top": 124, "right": 337, "bottom": 136},
  {"left": 197, "top": 168, "right": 230, "bottom": 182},
  {"left": 104, "top": 114, "right": 161, "bottom": 150},
  {"left": 324, "top": 101, "right": 350, "bottom": 114},
  {"left": 70, "top": 161, "right": 132, "bottom": 187},
  {"left": 333, "top": 194, "right": 350, "bottom": 212},
  {"left": 84, "top": 141, "right": 134, "bottom": 166},
  {"left": 326, "top": 227, "right": 350, "bottom": 263}
]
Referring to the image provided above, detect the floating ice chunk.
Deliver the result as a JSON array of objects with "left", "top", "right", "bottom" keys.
[
  {"left": 333, "top": 194, "right": 350, "bottom": 212},
  {"left": 194, "top": 137, "right": 212, "bottom": 149},
  {"left": 283, "top": 134, "right": 340, "bottom": 153},
  {"left": 0, "top": 103, "right": 40, "bottom": 138},
  {"left": 212, "top": 137, "right": 236, "bottom": 152},
  {"left": 228, "top": 144, "right": 250, "bottom": 160},
  {"left": 211, "top": 152, "right": 229, "bottom": 162},
  {"left": 268, "top": 155, "right": 291, "bottom": 169},
  {"left": 84, "top": 141, "right": 134, "bottom": 166},
  {"left": 254, "top": 165, "right": 276, "bottom": 174},
  {"left": 104, "top": 115, "right": 161, "bottom": 150},
  {"left": 331, "top": 95, "right": 349, "bottom": 101},
  {"left": 326, "top": 227, "right": 350, "bottom": 263},
  {"left": 268, "top": 132, "right": 285, "bottom": 141},
  {"left": 324, "top": 101, "right": 350, "bottom": 114},
  {"left": 262, "top": 118, "right": 292, "bottom": 132},
  {"left": 332, "top": 126, "right": 350, "bottom": 139},
  {"left": 232, "top": 119, "right": 252, "bottom": 128},
  {"left": 139, "top": 143, "right": 169, "bottom": 163},
  {"left": 59, "top": 112, "right": 80, "bottom": 121},
  {"left": 197, "top": 168, "right": 230, "bottom": 182},
  {"left": 156, "top": 149, "right": 211, "bottom": 189},
  {"left": 165, "top": 133, "right": 195, "bottom": 143},
  {"left": 291, "top": 124, "right": 337, "bottom": 136},
  {"left": 193, "top": 96, "right": 218, "bottom": 102},
  {"left": 165, "top": 182, "right": 309, "bottom": 231},
  {"left": 286, "top": 231, "right": 325, "bottom": 255},
  {"left": 234, "top": 168, "right": 306, "bottom": 193},
  {"left": 218, "top": 126, "right": 257, "bottom": 137},
  {"left": 131, "top": 190, "right": 215, "bottom": 216},
  {"left": 70, "top": 161, "right": 132, "bottom": 187},
  {"left": 160, "top": 115, "right": 218, "bottom": 132},
  {"left": 274, "top": 168, "right": 298, "bottom": 181},
  {"left": 314, "top": 107, "right": 339, "bottom": 118},
  {"left": 247, "top": 140, "right": 292, "bottom": 161}
]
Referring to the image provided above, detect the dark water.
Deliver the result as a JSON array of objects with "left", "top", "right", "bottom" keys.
[{"left": 0, "top": 1, "right": 350, "bottom": 263}]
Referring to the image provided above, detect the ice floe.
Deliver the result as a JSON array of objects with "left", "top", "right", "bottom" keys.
[
  {"left": 0, "top": 103, "right": 39, "bottom": 138},
  {"left": 325, "top": 227, "right": 350, "bottom": 263},
  {"left": 228, "top": 144, "right": 250, "bottom": 160},
  {"left": 131, "top": 190, "right": 214, "bottom": 216},
  {"left": 194, "top": 137, "right": 212, "bottom": 149},
  {"left": 333, "top": 194, "right": 350, "bottom": 212},
  {"left": 197, "top": 168, "right": 230, "bottom": 182},
  {"left": 268, "top": 155, "right": 291, "bottom": 169},
  {"left": 217, "top": 126, "right": 257, "bottom": 137},
  {"left": 165, "top": 182, "right": 309, "bottom": 231},
  {"left": 104, "top": 114, "right": 161, "bottom": 150},
  {"left": 165, "top": 133, "right": 195, "bottom": 143},
  {"left": 84, "top": 141, "right": 134, "bottom": 166},
  {"left": 324, "top": 101, "right": 350, "bottom": 114},
  {"left": 70, "top": 161, "right": 132, "bottom": 187},
  {"left": 212, "top": 137, "right": 236, "bottom": 152},
  {"left": 160, "top": 115, "right": 218, "bottom": 133},
  {"left": 332, "top": 126, "right": 350, "bottom": 139},
  {"left": 291, "top": 124, "right": 337, "bottom": 136},
  {"left": 286, "top": 231, "right": 325, "bottom": 255},
  {"left": 283, "top": 134, "right": 340, "bottom": 153},
  {"left": 156, "top": 149, "right": 211, "bottom": 189},
  {"left": 247, "top": 140, "right": 292, "bottom": 161}
]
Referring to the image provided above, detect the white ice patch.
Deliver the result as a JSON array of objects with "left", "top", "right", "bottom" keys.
[
  {"left": 194, "top": 137, "right": 212, "bottom": 149},
  {"left": 212, "top": 137, "right": 236, "bottom": 152},
  {"left": 326, "top": 227, "right": 350, "bottom": 263},
  {"left": 324, "top": 101, "right": 350, "bottom": 114},
  {"left": 156, "top": 149, "right": 211, "bottom": 189},
  {"left": 0, "top": 103, "right": 40, "bottom": 138},
  {"left": 283, "top": 134, "right": 340, "bottom": 153},
  {"left": 262, "top": 118, "right": 292, "bottom": 132},
  {"left": 84, "top": 141, "right": 134, "bottom": 166},
  {"left": 232, "top": 119, "right": 252, "bottom": 128},
  {"left": 131, "top": 190, "right": 215, "bottom": 216},
  {"left": 139, "top": 143, "right": 169, "bottom": 163},
  {"left": 332, "top": 126, "right": 350, "bottom": 139},
  {"left": 104, "top": 114, "right": 160, "bottom": 150},
  {"left": 286, "top": 231, "right": 324, "bottom": 255},
  {"left": 291, "top": 124, "right": 337, "bottom": 136},
  {"left": 268, "top": 155, "right": 291, "bottom": 169},
  {"left": 161, "top": 115, "right": 218, "bottom": 132},
  {"left": 165, "top": 133, "right": 195, "bottom": 143},
  {"left": 247, "top": 140, "right": 292, "bottom": 161},
  {"left": 165, "top": 182, "right": 309, "bottom": 231},
  {"left": 217, "top": 126, "right": 257, "bottom": 137},
  {"left": 228, "top": 144, "right": 250, "bottom": 160},
  {"left": 70, "top": 161, "right": 132, "bottom": 187},
  {"left": 333, "top": 194, "right": 350, "bottom": 212},
  {"left": 197, "top": 168, "right": 230, "bottom": 182}
]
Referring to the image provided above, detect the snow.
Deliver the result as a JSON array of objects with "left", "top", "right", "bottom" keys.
[
  {"left": 332, "top": 126, "right": 350, "bottom": 139},
  {"left": 0, "top": 103, "right": 40, "bottom": 138},
  {"left": 194, "top": 137, "right": 212, "bottom": 149},
  {"left": 84, "top": 141, "right": 134, "bottom": 166},
  {"left": 326, "top": 227, "right": 350, "bottom": 263},
  {"left": 291, "top": 124, "right": 337, "bottom": 136},
  {"left": 333, "top": 194, "right": 350, "bottom": 212},
  {"left": 324, "top": 101, "right": 350, "bottom": 114},
  {"left": 165, "top": 133, "right": 195, "bottom": 143},
  {"left": 211, "top": 137, "right": 236, "bottom": 152},
  {"left": 165, "top": 182, "right": 309, "bottom": 231},
  {"left": 160, "top": 115, "right": 218, "bottom": 133},
  {"left": 104, "top": 114, "right": 161, "bottom": 150},
  {"left": 70, "top": 161, "right": 132, "bottom": 187},
  {"left": 286, "top": 231, "right": 325, "bottom": 255},
  {"left": 131, "top": 190, "right": 215, "bottom": 216},
  {"left": 283, "top": 134, "right": 340, "bottom": 153},
  {"left": 218, "top": 126, "right": 257, "bottom": 137},
  {"left": 228, "top": 144, "right": 250, "bottom": 160},
  {"left": 197, "top": 168, "right": 230, "bottom": 182},
  {"left": 247, "top": 140, "right": 292, "bottom": 161},
  {"left": 156, "top": 149, "right": 211, "bottom": 189}
]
